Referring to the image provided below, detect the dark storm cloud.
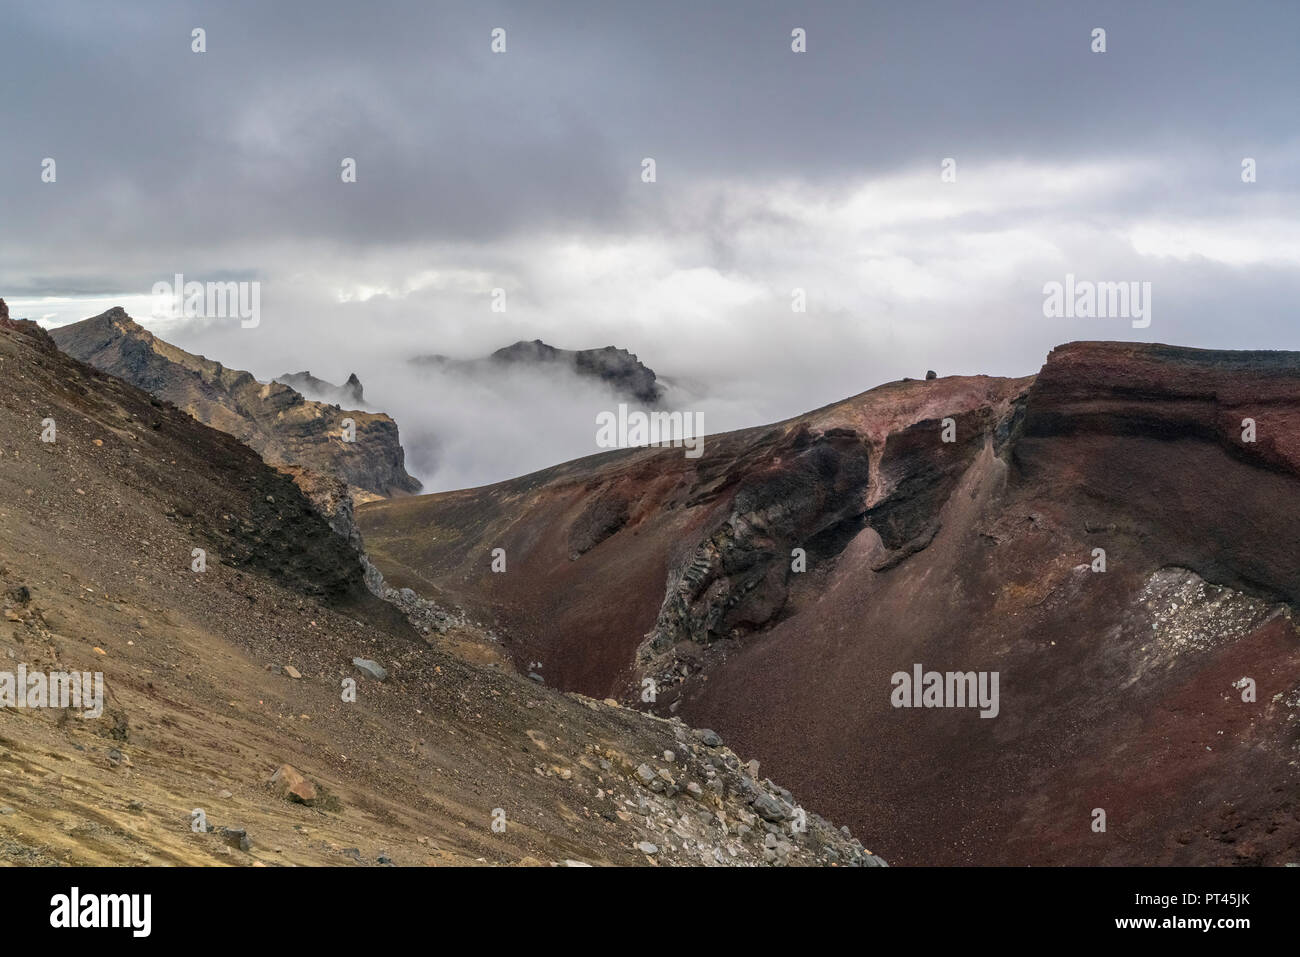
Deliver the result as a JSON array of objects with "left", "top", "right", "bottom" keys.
[{"left": 4, "top": 0, "right": 1298, "bottom": 277}]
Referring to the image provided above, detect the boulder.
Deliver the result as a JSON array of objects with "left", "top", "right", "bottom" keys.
[
  {"left": 269, "top": 764, "right": 319, "bottom": 805},
  {"left": 352, "top": 657, "right": 388, "bottom": 681}
]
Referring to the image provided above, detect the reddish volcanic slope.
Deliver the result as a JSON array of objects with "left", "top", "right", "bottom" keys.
[{"left": 359, "top": 342, "right": 1300, "bottom": 865}]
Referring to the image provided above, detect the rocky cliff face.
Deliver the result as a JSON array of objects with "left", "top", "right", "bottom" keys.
[
  {"left": 359, "top": 343, "right": 1300, "bottom": 866},
  {"left": 412, "top": 338, "right": 663, "bottom": 404},
  {"left": 50, "top": 308, "right": 421, "bottom": 500},
  {"left": 1019, "top": 341, "right": 1300, "bottom": 602}
]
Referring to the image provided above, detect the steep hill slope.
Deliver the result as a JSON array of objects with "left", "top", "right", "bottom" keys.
[
  {"left": 358, "top": 342, "right": 1300, "bottom": 866},
  {"left": 50, "top": 309, "right": 420, "bottom": 500},
  {"left": 0, "top": 300, "right": 877, "bottom": 867}
]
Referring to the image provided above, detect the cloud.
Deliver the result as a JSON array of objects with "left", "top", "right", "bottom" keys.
[{"left": 5, "top": 1, "right": 1299, "bottom": 489}]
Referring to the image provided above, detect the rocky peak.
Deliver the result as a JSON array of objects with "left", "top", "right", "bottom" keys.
[
  {"left": 275, "top": 370, "right": 366, "bottom": 408},
  {"left": 415, "top": 338, "right": 663, "bottom": 405},
  {"left": 50, "top": 308, "right": 421, "bottom": 498},
  {"left": 495, "top": 339, "right": 663, "bottom": 404}
]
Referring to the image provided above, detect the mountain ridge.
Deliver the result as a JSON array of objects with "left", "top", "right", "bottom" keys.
[{"left": 50, "top": 308, "right": 421, "bottom": 500}]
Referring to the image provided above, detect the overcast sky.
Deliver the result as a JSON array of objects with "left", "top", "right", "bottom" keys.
[{"left": 5, "top": 1, "right": 1299, "bottom": 488}]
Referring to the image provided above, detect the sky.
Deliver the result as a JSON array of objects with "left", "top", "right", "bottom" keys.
[{"left": 4, "top": 0, "right": 1299, "bottom": 490}]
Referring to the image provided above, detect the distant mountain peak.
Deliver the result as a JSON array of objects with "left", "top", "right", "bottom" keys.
[
  {"left": 414, "top": 338, "right": 663, "bottom": 404},
  {"left": 276, "top": 370, "right": 366, "bottom": 407}
]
